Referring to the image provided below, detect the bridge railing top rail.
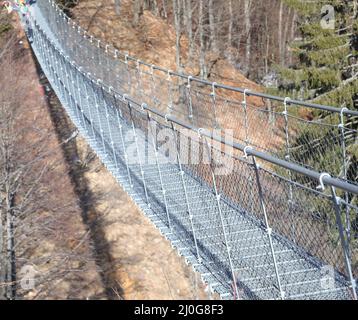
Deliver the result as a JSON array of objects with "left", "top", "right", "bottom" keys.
[
  {"left": 48, "top": 0, "right": 358, "bottom": 117},
  {"left": 31, "top": 1, "right": 358, "bottom": 196}
]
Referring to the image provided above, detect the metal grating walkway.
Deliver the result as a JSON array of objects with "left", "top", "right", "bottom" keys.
[{"left": 22, "top": 0, "right": 358, "bottom": 300}]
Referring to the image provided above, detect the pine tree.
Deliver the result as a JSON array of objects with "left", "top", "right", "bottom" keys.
[
  {"left": 274, "top": 1, "right": 358, "bottom": 253},
  {"left": 274, "top": 1, "right": 358, "bottom": 182},
  {"left": 276, "top": 0, "right": 357, "bottom": 109}
]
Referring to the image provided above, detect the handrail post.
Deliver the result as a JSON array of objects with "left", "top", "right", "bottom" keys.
[
  {"left": 103, "top": 89, "right": 120, "bottom": 173},
  {"left": 75, "top": 68, "right": 88, "bottom": 130},
  {"left": 252, "top": 156, "right": 285, "bottom": 300},
  {"left": 124, "top": 54, "right": 132, "bottom": 93},
  {"left": 330, "top": 186, "right": 357, "bottom": 300},
  {"left": 169, "top": 121, "right": 201, "bottom": 263},
  {"left": 283, "top": 97, "right": 296, "bottom": 243},
  {"left": 114, "top": 98, "right": 133, "bottom": 188},
  {"left": 187, "top": 76, "right": 194, "bottom": 123},
  {"left": 199, "top": 131, "right": 240, "bottom": 299},
  {"left": 136, "top": 60, "right": 144, "bottom": 102},
  {"left": 146, "top": 110, "right": 172, "bottom": 231},
  {"left": 242, "top": 89, "right": 250, "bottom": 145},
  {"left": 127, "top": 101, "right": 150, "bottom": 207},
  {"left": 167, "top": 70, "right": 174, "bottom": 115},
  {"left": 150, "top": 65, "right": 158, "bottom": 107},
  {"left": 210, "top": 82, "right": 219, "bottom": 129},
  {"left": 92, "top": 80, "right": 107, "bottom": 153},
  {"left": 83, "top": 75, "right": 97, "bottom": 139},
  {"left": 339, "top": 107, "right": 351, "bottom": 254}
]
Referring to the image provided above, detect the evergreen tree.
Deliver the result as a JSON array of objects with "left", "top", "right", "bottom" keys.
[
  {"left": 272, "top": 0, "right": 358, "bottom": 184},
  {"left": 273, "top": 1, "right": 358, "bottom": 255},
  {"left": 277, "top": 0, "right": 357, "bottom": 110}
]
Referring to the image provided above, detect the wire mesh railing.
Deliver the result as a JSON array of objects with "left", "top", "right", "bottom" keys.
[
  {"left": 25, "top": 0, "right": 358, "bottom": 300},
  {"left": 36, "top": 0, "right": 358, "bottom": 187}
]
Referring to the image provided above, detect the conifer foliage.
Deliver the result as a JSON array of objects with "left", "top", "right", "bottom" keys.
[{"left": 278, "top": 0, "right": 357, "bottom": 109}]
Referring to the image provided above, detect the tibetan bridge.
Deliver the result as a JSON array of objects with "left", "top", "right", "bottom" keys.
[{"left": 22, "top": 0, "right": 358, "bottom": 300}]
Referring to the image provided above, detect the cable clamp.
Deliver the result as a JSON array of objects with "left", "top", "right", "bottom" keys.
[
  {"left": 242, "top": 89, "right": 250, "bottom": 105},
  {"left": 340, "top": 107, "right": 349, "bottom": 125},
  {"left": 211, "top": 82, "right": 217, "bottom": 97},
  {"left": 243, "top": 146, "right": 253, "bottom": 159},
  {"left": 167, "top": 70, "right": 173, "bottom": 81},
  {"left": 187, "top": 75, "right": 193, "bottom": 89},
  {"left": 244, "top": 88, "right": 250, "bottom": 96},
  {"left": 317, "top": 172, "right": 331, "bottom": 191},
  {"left": 335, "top": 196, "right": 342, "bottom": 205}
]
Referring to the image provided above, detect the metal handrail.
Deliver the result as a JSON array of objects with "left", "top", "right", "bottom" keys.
[{"left": 50, "top": 0, "right": 358, "bottom": 117}]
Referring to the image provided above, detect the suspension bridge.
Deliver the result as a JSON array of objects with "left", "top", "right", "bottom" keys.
[{"left": 22, "top": 0, "right": 358, "bottom": 300}]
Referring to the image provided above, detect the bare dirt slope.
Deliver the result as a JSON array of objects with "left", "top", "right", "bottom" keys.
[
  {"left": 71, "top": 0, "right": 261, "bottom": 92},
  {"left": 2, "top": 15, "right": 105, "bottom": 299}
]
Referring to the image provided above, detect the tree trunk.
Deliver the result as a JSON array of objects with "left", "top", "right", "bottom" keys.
[
  {"left": 289, "top": 11, "right": 297, "bottom": 65},
  {"left": 244, "top": 0, "right": 251, "bottom": 74},
  {"left": 114, "top": 0, "right": 121, "bottom": 16},
  {"left": 132, "top": 0, "right": 143, "bottom": 27},
  {"left": 228, "top": 0, "right": 233, "bottom": 49},
  {"left": 278, "top": 0, "right": 283, "bottom": 65},
  {"left": 265, "top": 14, "right": 270, "bottom": 75},
  {"left": 227, "top": 0, "right": 236, "bottom": 64},
  {"left": 199, "top": 0, "right": 207, "bottom": 79},
  {"left": 173, "top": 0, "right": 182, "bottom": 72},
  {"left": 282, "top": 7, "right": 291, "bottom": 66},
  {"left": 5, "top": 183, "right": 16, "bottom": 300},
  {"left": 186, "top": 0, "right": 194, "bottom": 60},
  {"left": 161, "top": 0, "right": 168, "bottom": 19},
  {"left": 0, "top": 205, "right": 5, "bottom": 300},
  {"left": 152, "top": 0, "right": 159, "bottom": 16},
  {"left": 209, "top": 0, "right": 217, "bottom": 53}
]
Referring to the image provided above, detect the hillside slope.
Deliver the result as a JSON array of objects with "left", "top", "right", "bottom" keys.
[{"left": 70, "top": 0, "right": 261, "bottom": 91}]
